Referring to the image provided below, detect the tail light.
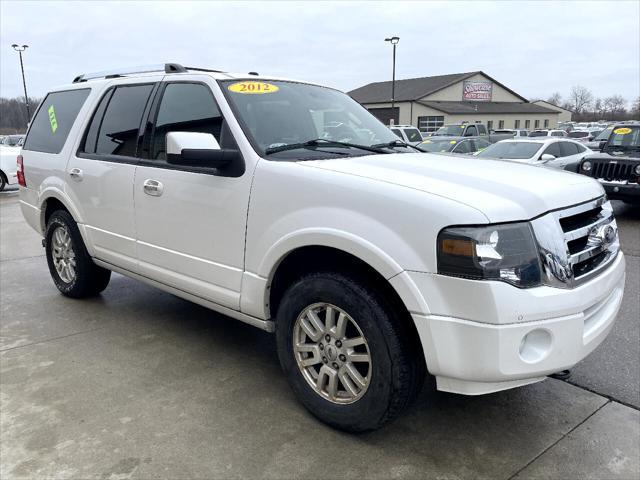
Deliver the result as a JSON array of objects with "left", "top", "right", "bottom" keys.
[{"left": 17, "top": 155, "right": 26, "bottom": 187}]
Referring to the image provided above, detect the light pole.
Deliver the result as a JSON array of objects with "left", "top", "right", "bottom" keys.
[
  {"left": 384, "top": 36, "right": 399, "bottom": 125},
  {"left": 11, "top": 44, "right": 30, "bottom": 119}
]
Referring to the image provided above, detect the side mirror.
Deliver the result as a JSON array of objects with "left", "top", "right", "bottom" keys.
[
  {"left": 598, "top": 140, "right": 607, "bottom": 152},
  {"left": 540, "top": 154, "right": 556, "bottom": 163},
  {"left": 166, "top": 132, "right": 239, "bottom": 168}
]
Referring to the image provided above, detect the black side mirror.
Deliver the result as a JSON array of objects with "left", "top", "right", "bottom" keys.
[{"left": 598, "top": 140, "right": 607, "bottom": 152}]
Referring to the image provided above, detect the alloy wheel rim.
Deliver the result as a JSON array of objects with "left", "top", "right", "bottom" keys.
[
  {"left": 51, "top": 226, "right": 76, "bottom": 283},
  {"left": 293, "top": 303, "right": 372, "bottom": 404}
]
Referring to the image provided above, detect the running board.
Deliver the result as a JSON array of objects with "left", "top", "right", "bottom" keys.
[{"left": 93, "top": 258, "right": 275, "bottom": 333}]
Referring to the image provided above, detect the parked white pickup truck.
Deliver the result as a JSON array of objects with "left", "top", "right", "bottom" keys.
[{"left": 18, "top": 64, "right": 625, "bottom": 431}]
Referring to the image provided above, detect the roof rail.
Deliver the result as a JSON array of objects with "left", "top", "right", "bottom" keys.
[{"left": 72, "top": 63, "right": 188, "bottom": 83}]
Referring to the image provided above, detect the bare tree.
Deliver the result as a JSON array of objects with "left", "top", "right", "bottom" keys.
[
  {"left": 633, "top": 97, "right": 640, "bottom": 117},
  {"left": 546, "top": 92, "right": 562, "bottom": 106},
  {"left": 593, "top": 98, "right": 604, "bottom": 117},
  {"left": 603, "top": 95, "right": 627, "bottom": 115},
  {"left": 568, "top": 85, "right": 594, "bottom": 114}
]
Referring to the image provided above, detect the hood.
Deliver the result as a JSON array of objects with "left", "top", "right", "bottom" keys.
[{"left": 300, "top": 153, "right": 604, "bottom": 223}]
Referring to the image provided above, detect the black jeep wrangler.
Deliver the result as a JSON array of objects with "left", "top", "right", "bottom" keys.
[{"left": 574, "top": 123, "right": 640, "bottom": 204}]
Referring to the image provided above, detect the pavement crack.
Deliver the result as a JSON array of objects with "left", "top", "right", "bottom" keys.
[
  {"left": 506, "top": 400, "right": 610, "bottom": 480},
  {"left": 561, "top": 378, "right": 640, "bottom": 411},
  {"left": 0, "top": 326, "right": 108, "bottom": 353}
]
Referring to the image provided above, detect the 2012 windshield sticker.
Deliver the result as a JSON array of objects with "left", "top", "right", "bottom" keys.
[
  {"left": 48, "top": 105, "right": 58, "bottom": 133},
  {"left": 613, "top": 127, "right": 632, "bottom": 135},
  {"left": 228, "top": 81, "right": 279, "bottom": 94}
]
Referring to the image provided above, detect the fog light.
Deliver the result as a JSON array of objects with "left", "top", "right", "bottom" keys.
[{"left": 519, "top": 329, "right": 552, "bottom": 363}]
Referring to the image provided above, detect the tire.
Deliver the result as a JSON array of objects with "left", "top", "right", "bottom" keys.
[
  {"left": 44, "top": 210, "right": 111, "bottom": 298},
  {"left": 0, "top": 171, "right": 6, "bottom": 192},
  {"left": 276, "top": 271, "right": 426, "bottom": 432}
]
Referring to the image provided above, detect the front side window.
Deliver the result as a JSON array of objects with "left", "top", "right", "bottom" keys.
[
  {"left": 542, "top": 142, "right": 562, "bottom": 158},
  {"left": 477, "top": 124, "right": 487, "bottom": 135},
  {"left": 560, "top": 141, "right": 580, "bottom": 156},
  {"left": 24, "top": 89, "right": 91, "bottom": 154},
  {"left": 391, "top": 128, "right": 402, "bottom": 138},
  {"left": 83, "top": 84, "right": 154, "bottom": 157},
  {"left": 466, "top": 125, "right": 478, "bottom": 136},
  {"left": 221, "top": 80, "right": 412, "bottom": 160},
  {"left": 151, "top": 83, "right": 223, "bottom": 160},
  {"left": 452, "top": 140, "right": 472, "bottom": 154}
]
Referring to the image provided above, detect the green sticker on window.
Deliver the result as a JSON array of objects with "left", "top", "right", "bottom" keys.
[{"left": 48, "top": 105, "right": 58, "bottom": 133}]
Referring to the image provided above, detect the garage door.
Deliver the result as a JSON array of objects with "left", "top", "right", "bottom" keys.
[{"left": 367, "top": 107, "right": 399, "bottom": 125}]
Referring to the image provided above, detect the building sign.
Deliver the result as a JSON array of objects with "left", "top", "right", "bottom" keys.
[{"left": 462, "top": 80, "right": 492, "bottom": 101}]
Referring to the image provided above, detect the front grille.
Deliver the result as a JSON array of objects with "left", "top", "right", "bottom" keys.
[
  {"left": 557, "top": 198, "right": 618, "bottom": 284},
  {"left": 589, "top": 160, "right": 635, "bottom": 182}
]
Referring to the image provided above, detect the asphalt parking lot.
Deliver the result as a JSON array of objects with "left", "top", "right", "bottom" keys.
[{"left": 1, "top": 189, "right": 638, "bottom": 480}]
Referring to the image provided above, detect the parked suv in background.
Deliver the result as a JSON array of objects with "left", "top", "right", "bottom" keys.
[
  {"left": 577, "top": 124, "right": 640, "bottom": 204},
  {"left": 390, "top": 125, "right": 424, "bottom": 145},
  {"left": 18, "top": 64, "right": 625, "bottom": 431}
]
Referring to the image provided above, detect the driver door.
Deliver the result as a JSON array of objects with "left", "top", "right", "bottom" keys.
[{"left": 133, "top": 78, "right": 251, "bottom": 310}]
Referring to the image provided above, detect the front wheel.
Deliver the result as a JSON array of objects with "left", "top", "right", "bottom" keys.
[
  {"left": 276, "top": 272, "right": 425, "bottom": 432},
  {"left": 45, "top": 210, "right": 111, "bottom": 298}
]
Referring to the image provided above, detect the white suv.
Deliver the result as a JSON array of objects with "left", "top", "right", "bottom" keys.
[{"left": 18, "top": 64, "right": 625, "bottom": 431}]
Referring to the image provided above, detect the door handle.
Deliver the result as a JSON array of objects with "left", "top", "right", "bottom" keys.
[
  {"left": 68, "top": 168, "right": 83, "bottom": 181},
  {"left": 143, "top": 179, "right": 163, "bottom": 197}
]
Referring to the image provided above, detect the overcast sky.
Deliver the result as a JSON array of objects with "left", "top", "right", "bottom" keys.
[{"left": 1, "top": 1, "right": 638, "bottom": 105}]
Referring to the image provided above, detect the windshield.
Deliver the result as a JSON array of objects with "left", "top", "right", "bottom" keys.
[
  {"left": 418, "top": 139, "right": 457, "bottom": 152},
  {"left": 595, "top": 126, "right": 613, "bottom": 141},
  {"left": 433, "top": 125, "right": 465, "bottom": 136},
  {"left": 569, "top": 131, "right": 589, "bottom": 138},
  {"left": 220, "top": 80, "right": 412, "bottom": 160},
  {"left": 606, "top": 126, "right": 640, "bottom": 149},
  {"left": 477, "top": 141, "right": 543, "bottom": 159}
]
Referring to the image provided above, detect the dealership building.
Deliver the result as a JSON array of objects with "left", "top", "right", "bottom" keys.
[{"left": 349, "top": 71, "right": 561, "bottom": 133}]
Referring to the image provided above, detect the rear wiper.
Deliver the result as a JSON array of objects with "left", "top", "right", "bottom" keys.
[
  {"left": 372, "top": 139, "right": 426, "bottom": 152},
  {"left": 265, "top": 138, "right": 390, "bottom": 155}
]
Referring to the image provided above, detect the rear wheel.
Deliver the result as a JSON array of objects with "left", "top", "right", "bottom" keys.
[
  {"left": 276, "top": 271, "right": 425, "bottom": 432},
  {"left": 45, "top": 210, "right": 111, "bottom": 298}
]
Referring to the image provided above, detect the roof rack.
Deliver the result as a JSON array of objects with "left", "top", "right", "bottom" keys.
[{"left": 72, "top": 63, "right": 198, "bottom": 83}]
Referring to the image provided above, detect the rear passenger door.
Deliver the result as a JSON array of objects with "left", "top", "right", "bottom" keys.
[
  {"left": 133, "top": 78, "right": 250, "bottom": 311},
  {"left": 66, "top": 78, "right": 160, "bottom": 271}
]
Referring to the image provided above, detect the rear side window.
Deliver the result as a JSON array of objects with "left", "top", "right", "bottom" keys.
[
  {"left": 83, "top": 84, "right": 154, "bottom": 157},
  {"left": 477, "top": 125, "right": 487, "bottom": 135},
  {"left": 23, "top": 89, "right": 90, "bottom": 154}
]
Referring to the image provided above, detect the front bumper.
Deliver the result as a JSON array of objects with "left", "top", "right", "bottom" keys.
[
  {"left": 409, "top": 252, "right": 626, "bottom": 395},
  {"left": 600, "top": 180, "right": 640, "bottom": 202}
]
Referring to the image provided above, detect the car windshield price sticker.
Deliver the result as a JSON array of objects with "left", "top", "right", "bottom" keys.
[
  {"left": 48, "top": 105, "right": 58, "bottom": 133},
  {"left": 228, "top": 82, "right": 279, "bottom": 94},
  {"left": 613, "top": 127, "right": 632, "bottom": 135}
]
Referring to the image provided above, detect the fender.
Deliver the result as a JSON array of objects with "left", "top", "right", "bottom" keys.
[
  {"left": 37, "top": 187, "right": 93, "bottom": 255},
  {"left": 240, "top": 228, "right": 431, "bottom": 319}
]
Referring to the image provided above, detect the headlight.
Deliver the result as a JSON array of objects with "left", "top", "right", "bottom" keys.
[
  {"left": 437, "top": 223, "right": 541, "bottom": 287},
  {"left": 635, "top": 164, "right": 640, "bottom": 175},
  {"left": 582, "top": 161, "right": 592, "bottom": 171}
]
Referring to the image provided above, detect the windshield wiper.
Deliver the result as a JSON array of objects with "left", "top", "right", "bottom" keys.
[
  {"left": 265, "top": 138, "right": 390, "bottom": 155},
  {"left": 372, "top": 139, "right": 426, "bottom": 152}
]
